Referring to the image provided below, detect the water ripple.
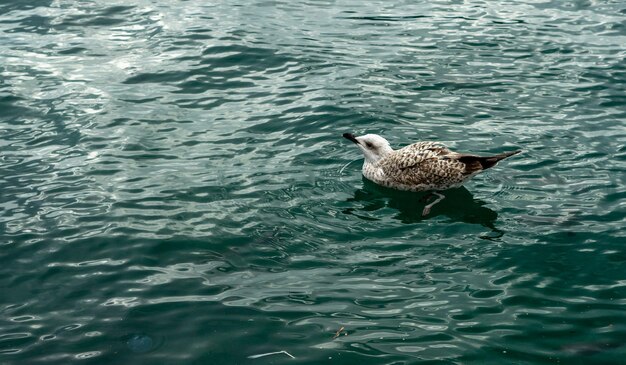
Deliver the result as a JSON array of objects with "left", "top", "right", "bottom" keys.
[{"left": 1, "top": 0, "right": 626, "bottom": 364}]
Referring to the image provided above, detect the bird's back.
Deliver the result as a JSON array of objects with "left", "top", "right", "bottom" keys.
[
  {"left": 348, "top": 133, "right": 521, "bottom": 192},
  {"left": 376, "top": 141, "right": 467, "bottom": 190}
]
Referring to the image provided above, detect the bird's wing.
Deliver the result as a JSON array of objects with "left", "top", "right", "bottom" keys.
[{"left": 379, "top": 142, "right": 468, "bottom": 186}]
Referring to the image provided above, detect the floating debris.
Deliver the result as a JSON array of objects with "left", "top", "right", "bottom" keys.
[
  {"left": 333, "top": 326, "right": 346, "bottom": 339},
  {"left": 248, "top": 350, "right": 295, "bottom": 359}
]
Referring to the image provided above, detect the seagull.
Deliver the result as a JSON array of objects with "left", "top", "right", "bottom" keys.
[{"left": 343, "top": 133, "right": 521, "bottom": 215}]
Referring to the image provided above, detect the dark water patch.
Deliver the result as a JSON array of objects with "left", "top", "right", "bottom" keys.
[
  {"left": 0, "top": 1, "right": 53, "bottom": 15},
  {"left": 1, "top": 0, "right": 625, "bottom": 364},
  {"left": 200, "top": 44, "right": 291, "bottom": 70},
  {"left": 123, "top": 71, "right": 191, "bottom": 85},
  {"left": 0, "top": 15, "right": 55, "bottom": 35},
  {"left": 52, "top": 5, "right": 137, "bottom": 28},
  {"left": 341, "top": 15, "right": 430, "bottom": 22}
]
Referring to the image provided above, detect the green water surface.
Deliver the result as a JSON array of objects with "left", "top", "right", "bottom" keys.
[{"left": 1, "top": 0, "right": 625, "bottom": 364}]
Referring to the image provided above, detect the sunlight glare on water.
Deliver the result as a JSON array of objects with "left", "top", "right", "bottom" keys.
[{"left": 1, "top": 0, "right": 625, "bottom": 364}]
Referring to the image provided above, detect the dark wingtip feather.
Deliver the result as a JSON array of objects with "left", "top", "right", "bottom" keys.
[{"left": 460, "top": 149, "right": 522, "bottom": 173}]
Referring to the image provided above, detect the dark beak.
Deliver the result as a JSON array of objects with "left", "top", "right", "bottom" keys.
[{"left": 343, "top": 133, "right": 359, "bottom": 144}]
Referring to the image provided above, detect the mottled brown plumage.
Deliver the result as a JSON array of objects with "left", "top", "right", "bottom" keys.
[{"left": 343, "top": 133, "right": 521, "bottom": 193}]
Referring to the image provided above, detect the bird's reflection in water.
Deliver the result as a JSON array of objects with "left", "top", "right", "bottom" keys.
[{"left": 344, "top": 178, "right": 501, "bottom": 238}]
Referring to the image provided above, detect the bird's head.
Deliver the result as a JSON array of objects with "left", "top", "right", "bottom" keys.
[{"left": 343, "top": 133, "right": 394, "bottom": 164}]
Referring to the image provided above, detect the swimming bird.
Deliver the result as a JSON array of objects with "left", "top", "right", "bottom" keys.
[{"left": 343, "top": 133, "right": 521, "bottom": 215}]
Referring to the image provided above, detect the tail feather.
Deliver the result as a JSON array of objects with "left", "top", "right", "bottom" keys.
[{"left": 458, "top": 150, "right": 521, "bottom": 173}]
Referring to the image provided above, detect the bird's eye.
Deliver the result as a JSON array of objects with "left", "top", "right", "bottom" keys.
[{"left": 365, "top": 142, "right": 374, "bottom": 148}]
